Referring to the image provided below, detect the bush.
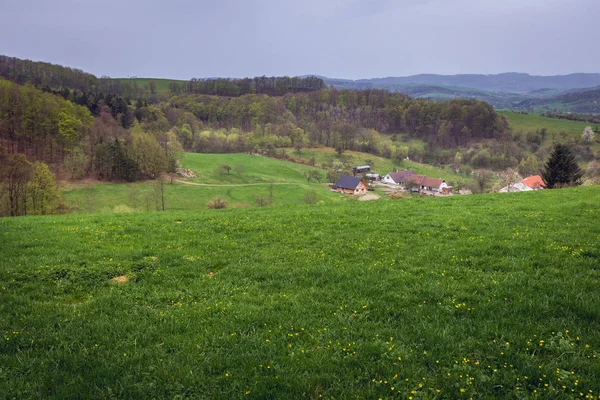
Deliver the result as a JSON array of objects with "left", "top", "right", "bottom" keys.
[
  {"left": 303, "top": 191, "right": 318, "bottom": 204},
  {"left": 206, "top": 196, "right": 228, "bottom": 209}
]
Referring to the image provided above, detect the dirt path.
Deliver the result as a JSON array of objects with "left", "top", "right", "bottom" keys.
[
  {"left": 174, "top": 179, "right": 304, "bottom": 187},
  {"left": 358, "top": 193, "right": 381, "bottom": 201}
]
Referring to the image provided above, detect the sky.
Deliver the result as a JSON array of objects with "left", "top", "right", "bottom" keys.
[{"left": 1, "top": 0, "right": 599, "bottom": 80}]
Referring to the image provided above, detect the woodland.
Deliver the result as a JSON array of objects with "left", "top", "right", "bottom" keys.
[{"left": 0, "top": 55, "right": 598, "bottom": 216}]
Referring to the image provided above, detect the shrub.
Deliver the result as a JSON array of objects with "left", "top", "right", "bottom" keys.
[{"left": 207, "top": 196, "right": 228, "bottom": 209}]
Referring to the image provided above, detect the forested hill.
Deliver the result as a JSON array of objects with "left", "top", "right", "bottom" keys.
[
  {"left": 0, "top": 55, "right": 325, "bottom": 98},
  {"left": 323, "top": 73, "right": 600, "bottom": 93},
  {"left": 1, "top": 55, "right": 523, "bottom": 217}
]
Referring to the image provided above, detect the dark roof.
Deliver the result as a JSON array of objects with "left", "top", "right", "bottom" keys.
[
  {"left": 334, "top": 176, "right": 363, "bottom": 190},
  {"left": 388, "top": 170, "right": 416, "bottom": 183}
]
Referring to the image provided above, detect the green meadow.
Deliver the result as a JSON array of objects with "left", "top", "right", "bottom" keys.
[
  {"left": 1, "top": 187, "right": 599, "bottom": 398},
  {"left": 62, "top": 153, "right": 341, "bottom": 212},
  {"left": 499, "top": 111, "right": 593, "bottom": 138}
]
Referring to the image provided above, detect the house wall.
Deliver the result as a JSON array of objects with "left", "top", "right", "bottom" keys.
[{"left": 382, "top": 175, "right": 396, "bottom": 185}]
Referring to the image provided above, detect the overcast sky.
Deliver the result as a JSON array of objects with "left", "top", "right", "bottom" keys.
[{"left": 1, "top": 0, "right": 598, "bottom": 79}]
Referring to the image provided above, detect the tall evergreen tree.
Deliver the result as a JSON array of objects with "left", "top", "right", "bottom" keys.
[{"left": 541, "top": 143, "right": 583, "bottom": 188}]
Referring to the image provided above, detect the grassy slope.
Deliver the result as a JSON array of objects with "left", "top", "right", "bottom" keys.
[
  {"left": 182, "top": 153, "right": 327, "bottom": 185},
  {"left": 499, "top": 111, "right": 591, "bottom": 137},
  {"left": 2, "top": 187, "right": 600, "bottom": 398},
  {"left": 288, "top": 147, "right": 471, "bottom": 184},
  {"left": 62, "top": 153, "right": 342, "bottom": 212}
]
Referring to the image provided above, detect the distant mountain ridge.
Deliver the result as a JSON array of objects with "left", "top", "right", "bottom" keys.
[{"left": 317, "top": 73, "right": 600, "bottom": 94}]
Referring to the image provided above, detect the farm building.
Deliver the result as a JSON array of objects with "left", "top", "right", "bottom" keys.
[
  {"left": 365, "top": 173, "right": 381, "bottom": 181},
  {"left": 333, "top": 176, "right": 369, "bottom": 195},
  {"left": 406, "top": 175, "right": 452, "bottom": 194},
  {"left": 382, "top": 170, "right": 416, "bottom": 185},
  {"left": 522, "top": 175, "right": 545, "bottom": 190},
  {"left": 352, "top": 165, "right": 371, "bottom": 174},
  {"left": 499, "top": 182, "right": 533, "bottom": 193}
]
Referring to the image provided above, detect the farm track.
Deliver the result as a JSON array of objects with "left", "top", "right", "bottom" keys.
[{"left": 174, "top": 179, "right": 309, "bottom": 187}]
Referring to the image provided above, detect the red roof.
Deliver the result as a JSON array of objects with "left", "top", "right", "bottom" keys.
[
  {"left": 522, "top": 175, "right": 545, "bottom": 189},
  {"left": 421, "top": 177, "right": 444, "bottom": 188},
  {"left": 408, "top": 174, "right": 425, "bottom": 185}
]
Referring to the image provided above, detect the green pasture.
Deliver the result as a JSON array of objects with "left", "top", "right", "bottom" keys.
[
  {"left": 1, "top": 186, "right": 599, "bottom": 398},
  {"left": 182, "top": 153, "right": 328, "bottom": 185},
  {"left": 499, "top": 111, "right": 593, "bottom": 137},
  {"left": 62, "top": 153, "right": 341, "bottom": 212}
]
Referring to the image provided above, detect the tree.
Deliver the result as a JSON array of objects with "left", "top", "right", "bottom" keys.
[
  {"left": 541, "top": 143, "right": 583, "bottom": 188},
  {"left": 28, "top": 161, "right": 60, "bottom": 215},
  {"left": 64, "top": 146, "right": 89, "bottom": 179},
  {"left": 130, "top": 127, "right": 167, "bottom": 179},
  {"left": 152, "top": 178, "right": 166, "bottom": 211},
  {"left": 473, "top": 170, "right": 492, "bottom": 194},
  {"left": 166, "top": 131, "right": 184, "bottom": 173},
  {"left": 216, "top": 164, "right": 232, "bottom": 176},
  {"left": 518, "top": 155, "right": 541, "bottom": 177},
  {"left": 0, "top": 154, "right": 33, "bottom": 216},
  {"left": 326, "top": 170, "right": 340, "bottom": 184},
  {"left": 304, "top": 170, "right": 322, "bottom": 184},
  {"left": 453, "top": 151, "right": 463, "bottom": 170},
  {"left": 582, "top": 126, "right": 596, "bottom": 143},
  {"left": 494, "top": 168, "right": 522, "bottom": 192}
]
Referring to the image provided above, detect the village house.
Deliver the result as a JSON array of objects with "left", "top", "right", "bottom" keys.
[
  {"left": 420, "top": 177, "right": 452, "bottom": 193},
  {"left": 522, "top": 175, "right": 545, "bottom": 190},
  {"left": 382, "top": 170, "right": 453, "bottom": 195},
  {"left": 499, "top": 175, "right": 545, "bottom": 193},
  {"left": 499, "top": 182, "right": 533, "bottom": 193},
  {"left": 382, "top": 170, "right": 416, "bottom": 186},
  {"left": 333, "top": 176, "right": 369, "bottom": 195}
]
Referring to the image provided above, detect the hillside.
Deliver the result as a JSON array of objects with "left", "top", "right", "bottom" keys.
[
  {"left": 1, "top": 187, "right": 600, "bottom": 398},
  {"left": 322, "top": 74, "right": 600, "bottom": 112},
  {"left": 61, "top": 153, "right": 341, "bottom": 212},
  {"left": 323, "top": 73, "right": 600, "bottom": 93}
]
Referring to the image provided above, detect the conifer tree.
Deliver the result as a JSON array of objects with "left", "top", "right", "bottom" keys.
[{"left": 541, "top": 143, "right": 582, "bottom": 188}]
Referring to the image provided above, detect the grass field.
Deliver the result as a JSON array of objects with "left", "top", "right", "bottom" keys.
[
  {"left": 498, "top": 111, "right": 592, "bottom": 137},
  {"left": 287, "top": 147, "right": 471, "bottom": 185},
  {"left": 62, "top": 153, "right": 343, "bottom": 212},
  {"left": 182, "top": 153, "right": 328, "bottom": 185},
  {"left": 2, "top": 187, "right": 599, "bottom": 398}
]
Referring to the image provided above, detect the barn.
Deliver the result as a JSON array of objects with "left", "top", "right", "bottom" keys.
[{"left": 333, "top": 176, "right": 369, "bottom": 195}]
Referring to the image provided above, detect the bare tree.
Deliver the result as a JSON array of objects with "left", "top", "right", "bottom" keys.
[
  {"left": 153, "top": 178, "right": 166, "bottom": 211},
  {"left": 474, "top": 170, "right": 493, "bottom": 194},
  {"left": 494, "top": 168, "right": 522, "bottom": 192}
]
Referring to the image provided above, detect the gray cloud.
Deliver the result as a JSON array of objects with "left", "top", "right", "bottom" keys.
[{"left": 0, "top": 0, "right": 598, "bottom": 79}]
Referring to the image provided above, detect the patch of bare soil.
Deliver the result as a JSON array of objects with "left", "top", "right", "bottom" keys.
[
  {"left": 358, "top": 193, "right": 381, "bottom": 201},
  {"left": 111, "top": 275, "right": 128, "bottom": 284}
]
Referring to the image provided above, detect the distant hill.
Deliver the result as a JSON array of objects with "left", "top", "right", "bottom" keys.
[
  {"left": 321, "top": 72, "right": 600, "bottom": 94},
  {"left": 315, "top": 73, "right": 600, "bottom": 112}
]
